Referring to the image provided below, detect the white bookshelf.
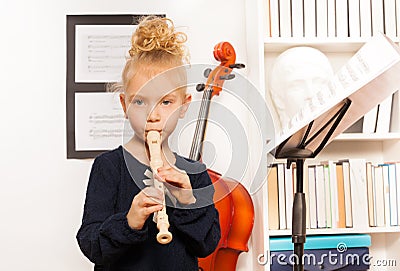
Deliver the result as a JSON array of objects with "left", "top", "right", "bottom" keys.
[
  {"left": 335, "top": 133, "right": 400, "bottom": 142},
  {"left": 264, "top": 38, "right": 370, "bottom": 52},
  {"left": 270, "top": 227, "right": 400, "bottom": 237},
  {"left": 264, "top": 38, "right": 400, "bottom": 52},
  {"left": 245, "top": 0, "right": 400, "bottom": 270}
]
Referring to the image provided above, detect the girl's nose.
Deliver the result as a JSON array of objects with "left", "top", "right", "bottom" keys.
[{"left": 147, "top": 105, "right": 161, "bottom": 122}]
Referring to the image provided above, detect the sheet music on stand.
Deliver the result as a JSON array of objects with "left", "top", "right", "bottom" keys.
[
  {"left": 267, "top": 32, "right": 400, "bottom": 157},
  {"left": 266, "top": 33, "right": 400, "bottom": 271}
]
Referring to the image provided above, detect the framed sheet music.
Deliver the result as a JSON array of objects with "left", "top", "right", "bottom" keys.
[{"left": 66, "top": 14, "right": 164, "bottom": 159}]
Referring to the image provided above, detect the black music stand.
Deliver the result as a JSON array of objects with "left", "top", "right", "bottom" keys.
[{"left": 273, "top": 99, "right": 351, "bottom": 271}]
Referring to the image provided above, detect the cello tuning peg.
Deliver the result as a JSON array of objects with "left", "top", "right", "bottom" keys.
[
  {"left": 196, "top": 83, "right": 205, "bottom": 92},
  {"left": 203, "top": 68, "right": 212, "bottom": 78},
  {"left": 219, "top": 74, "right": 235, "bottom": 80},
  {"left": 229, "top": 63, "right": 245, "bottom": 69}
]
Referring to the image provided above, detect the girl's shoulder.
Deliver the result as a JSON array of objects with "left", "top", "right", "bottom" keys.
[
  {"left": 174, "top": 154, "right": 207, "bottom": 175},
  {"left": 93, "top": 145, "right": 124, "bottom": 168}
]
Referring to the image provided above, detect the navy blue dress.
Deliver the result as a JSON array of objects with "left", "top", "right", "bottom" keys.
[{"left": 77, "top": 146, "right": 220, "bottom": 271}]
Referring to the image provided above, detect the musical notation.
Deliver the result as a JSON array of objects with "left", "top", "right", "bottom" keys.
[
  {"left": 75, "top": 25, "right": 136, "bottom": 82},
  {"left": 75, "top": 92, "right": 130, "bottom": 151}
]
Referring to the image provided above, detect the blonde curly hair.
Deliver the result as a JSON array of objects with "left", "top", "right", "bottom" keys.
[
  {"left": 129, "top": 16, "right": 188, "bottom": 60},
  {"left": 109, "top": 16, "right": 189, "bottom": 93}
]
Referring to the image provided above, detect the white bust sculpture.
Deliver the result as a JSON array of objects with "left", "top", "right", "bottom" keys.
[{"left": 268, "top": 46, "right": 334, "bottom": 130}]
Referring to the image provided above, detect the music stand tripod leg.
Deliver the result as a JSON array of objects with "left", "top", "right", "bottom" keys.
[{"left": 290, "top": 158, "right": 307, "bottom": 271}]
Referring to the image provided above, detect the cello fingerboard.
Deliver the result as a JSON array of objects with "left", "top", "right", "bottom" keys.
[{"left": 189, "top": 87, "right": 213, "bottom": 161}]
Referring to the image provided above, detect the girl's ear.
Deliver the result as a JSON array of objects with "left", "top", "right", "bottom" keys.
[
  {"left": 179, "top": 94, "right": 192, "bottom": 118},
  {"left": 119, "top": 93, "right": 128, "bottom": 119}
]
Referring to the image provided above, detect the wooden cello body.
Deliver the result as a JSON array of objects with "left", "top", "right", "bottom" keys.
[
  {"left": 199, "top": 170, "right": 254, "bottom": 271},
  {"left": 189, "top": 42, "right": 255, "bottom": 271}
]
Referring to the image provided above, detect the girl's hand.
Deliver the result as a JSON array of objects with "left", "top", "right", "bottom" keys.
[
  {"left": 156, "top": 165, "right": 196, "bottom": 205},
  {"left": 126, "top": 187, "right": 163, "bottom": 230}
]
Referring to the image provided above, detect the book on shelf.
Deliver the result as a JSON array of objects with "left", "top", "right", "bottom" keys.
[
  {"left": 387, "top": 163, "right": 398, "bottom": 226},
  {"left": 315, "top": 0, "right": 327, "bottom": 38},
  {"left": 284, "top": 162, "right": 294, "bottom": 229},
  {"left": 315, "top": 164, "right": 327, "bottom": 228},
  {"left": 348, "top": 0, "right": 360, "bottom": 37},
  {"left": 362, "top": 105, "right": 378, "bottom": 133},
  {"left": 373, "top": 165, "right": 386, "bottom": 227},
  {"left": 291, "top": 0, "right": 303, "bottom": 37},
  {"left": 341, "top": 160, "right": 353, "bottom": 228},
  {"left": 269, "top": 0, "right": 279, "bottom": 38},
  {"left": 279, "top": 0, "right": 291, "bottom": 38},
  {"left": 308, "top": 165, "right": 318, "bottom": 229},
  {"left": 277, "top": 163, "right": 287, "bottom": 229},
  {"left": 375, "top": 94, "right": 394, "bottom": 133},
  {"left": 381, "top": 164, "right": 392, "bottom": 226},
  {"left": 371, "top": 0, "right": 384, "bottom": 36},
  {"left": 304, "top": 161, "right": 311, "bottom": 229},
  {"left": 335, "top": 0, "right": 348, "bottom": 37},
  {"left": 359, "top": 0, "right": 372, "bottom": 37},
  {"left": 398, "top": 0, "right": 400, "bottom": 44},
  {"left": 347, "top": 158, "right": 369, "bottom": 228},
  {"left": 327, "top": 0, "right": 335, "bottom": 37},
  {"left": 267, "top": 164, "right": 279, "bottom": 230},
  {"left": 396, "top": 162, "right": 400, "bottom": 225},
  {"left": 390, "top": 91, "right": 400, "bottom": 132},
  {"left": 335, "top": 163, "right": 347, "bottom": 228},
  {"left": 384, "top": 0, "right": 397, "bottom": 39},
  {"left": 268, "top": 33, "right": 400, "bottom": 157},
  {"left": 263, "top": 0, "right": 271, "bottom": 37},
  {"left": 323, "top": 163, "right": 332, "bottom": 228},
  {"left": 303, "top": 0, "right": 316, "bottom": 37},
  {"left": 366, "top": 162, "right": 377, "bottom": 226}
]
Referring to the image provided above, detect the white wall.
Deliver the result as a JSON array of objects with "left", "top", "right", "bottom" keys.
[{"left": 0, "top": 0, "right": 260, "bottom": 270}]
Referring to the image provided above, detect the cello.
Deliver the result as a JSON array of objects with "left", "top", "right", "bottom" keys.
[{"left": 189, "top": 42, "right": 255, "bottom": 271}]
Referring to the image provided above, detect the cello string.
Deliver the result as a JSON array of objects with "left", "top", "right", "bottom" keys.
[
  {"left": 190, "top": 88, "right": 212, "bottom": 160},
  {"left": 190, "top": 88, "right": 208, "bottom": 159}
]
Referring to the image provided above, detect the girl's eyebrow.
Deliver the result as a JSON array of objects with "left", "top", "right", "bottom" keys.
[
  {"left": 128, "top": 93, "right": 145, "bottom": 101},
  {"left": 162, "top": 92, "right": 178, "bottom": 99},
  {"left": 127, "top": 90, "right": 178, "bottom": 102}
]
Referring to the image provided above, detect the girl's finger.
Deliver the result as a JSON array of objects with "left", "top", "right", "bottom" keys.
[
  {"left": 142, "top": 186, "right": 163, "bottom": 198},
  {"left": 153, "top": 172, "right": 165, "bottom": 183},
  {"left": 164, "top": 178, "right": 184, "bottom": 188},
  {"left": 143, "top": 205, "right": 163, "bottom": 216},
  {"left": 142, "top": 195, "right": 164, "bottom": 206}
]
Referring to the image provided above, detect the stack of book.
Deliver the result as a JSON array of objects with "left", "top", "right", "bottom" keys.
[
  {"left": 265, "top": 0, "right": 399, "bottom": 39},
  {"left": 267, "top": 159, "right": 400, "bottom": 230}
]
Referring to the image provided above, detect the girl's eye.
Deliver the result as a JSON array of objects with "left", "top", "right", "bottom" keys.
[
  {"left": 162, "top": 100, "right": 171, "bottom": 105},
  {"left": 133, "top": 99, "right": 144, "bottom": 106}
]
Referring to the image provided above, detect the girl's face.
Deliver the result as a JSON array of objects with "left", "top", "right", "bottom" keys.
[{"left": 119, "top": 68, "right": 191, "bottom": 144}]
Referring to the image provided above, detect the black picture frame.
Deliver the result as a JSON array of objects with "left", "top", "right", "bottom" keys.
[{"left": 66, "top": 14, "right": 163, "bottom": 159}]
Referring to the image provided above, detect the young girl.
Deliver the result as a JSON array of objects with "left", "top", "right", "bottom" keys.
[{"left": 77, "top": 16, "right": 221, "bottom": 271}]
